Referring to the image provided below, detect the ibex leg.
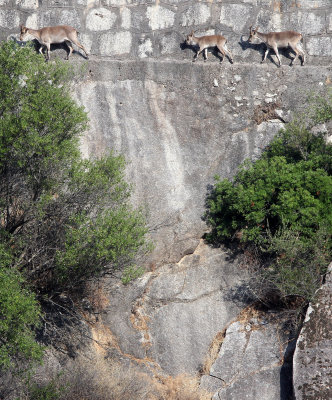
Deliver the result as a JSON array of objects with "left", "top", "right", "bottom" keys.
[
  {"left": 261, "top": 47, "right": 269, "bottom": 63},
  {"left": 297, "top": 43, "right": 305, "bottom": 65},
  {"left": 204, "top": 48, "right": 208, "bottom": 61},
  {"left": 65, "top": 40, "right": 74, "bottom": 60},
  {"left": 193, "top": 49, "right": 202, "bottom": 62},
  {"left": 216, "top": 45, "right": 225, "bottom": 63},
  {"left": 223, "top": 44, "right": 233, "bottom": 64},
  {"left": 72, "top": 38, "right": 89, "bottom": 58},
  {"left": 289, "top": 45, "right": 299, "bottom": 66},
  {"left": 46, "top": 43, "right": 51, "bottom": 60},
  {"left": 272, "top": 45, "right": 281, "bottom": 66}
]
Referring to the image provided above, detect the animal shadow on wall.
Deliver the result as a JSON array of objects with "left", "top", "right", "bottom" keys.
[
  {"left": 181, "top": 31, "right": 233, "bottom": 64},
  {"left": 180, "top": 39, "right": 224, "bottom": 63},
  {"left": 14, "top": 35, "right": 86, "bottom": 61},
  {"left": 239, "top": 35, "right": 295, "bottom": 67},
  {"left": 239, "top": 26, "right": 305, "bottom": 67},
  {"left": 18, "top": 38, "right": 80, "bottom": 60}
]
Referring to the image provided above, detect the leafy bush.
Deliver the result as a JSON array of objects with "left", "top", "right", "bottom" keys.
[
  {"left": 205, "top": 93, "right": 332, "bottom": 306},
  {"left": 0, "top": 245, "right": 43, "bottom": 370},
  {"left": 27, "top": 379, "right": 65, "bottom": 400}
]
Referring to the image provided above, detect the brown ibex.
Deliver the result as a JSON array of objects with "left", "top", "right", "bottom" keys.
[
  {"left": 248, "top": 26, "right": 305, "bottom": 67},
  {"left": 185, "top": 31, "right": 233, "bottom": 64},
  {"left": 20, "top": 25, "right": 89, "bottom": 60}
]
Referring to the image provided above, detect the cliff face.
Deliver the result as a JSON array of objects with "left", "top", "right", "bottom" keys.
[{"left": 1, "top": 0, "right": 331, "bottom": 398}]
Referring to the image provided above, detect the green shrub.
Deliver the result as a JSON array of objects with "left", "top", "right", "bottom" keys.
[
  {"left": 205, "top": 93, "right": 332, "bottom": 306},
  {"left": 27, "top": 378, "right": 65, "bottom": 400}
]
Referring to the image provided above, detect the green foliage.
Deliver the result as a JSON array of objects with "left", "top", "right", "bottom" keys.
[
  {"left": 205, "top": 92, "right": 332, "bottom": 305},
  {"left": 0, "top": 245, "right": 43, "bottom": 369},
  {"left": 207, "top": 157, "right": 332, "bottom": 246},
  {"left": 0, "top": 41, "right": 150, "bottom": 294},
  {"left": 27, "top": 376, "right": 66, "bottom": 400},
  {"left": 0, "top": 41, "right": 87, "bottom": 189},
  {"left": 121, "top": 265, "right": 145, "bottom": 285}
]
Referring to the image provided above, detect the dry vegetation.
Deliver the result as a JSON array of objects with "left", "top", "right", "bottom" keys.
[{"left": 17, "top": 355, "right": 212, "bottom": 400}]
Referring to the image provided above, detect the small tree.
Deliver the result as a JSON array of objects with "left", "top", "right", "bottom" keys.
[
  {"left": 0, "top": 40, "right": 150, "bottom": 380},
  {"left": 0, "top": 41, "right": 150, "bottom": 295}
]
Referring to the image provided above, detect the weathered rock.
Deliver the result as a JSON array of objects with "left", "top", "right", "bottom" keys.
[
  {"left": 73, "top": 59, "right": 331, "bottom": 264},
  {"left": 200, "top": 313, "right": 295, "bottom": 400},
  {"left": 102, "top": 240, "right": 248, "bottom": 375},
  {"left": 293, "top": 263, "right": 332, "bottom": 400}
]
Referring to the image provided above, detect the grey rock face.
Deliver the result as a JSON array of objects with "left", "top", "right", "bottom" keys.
[
  {"left": 74, "top": 59, "right": 331, "bottom": 264},
  {"left": 200, "top": 314, "right": 295, "bottom": 400},
  {"left": 293, "top": 263, "right": 332, "bottom": 400},
  {"left": 103, "top": 240, "right": 248, "bottom": 375}
]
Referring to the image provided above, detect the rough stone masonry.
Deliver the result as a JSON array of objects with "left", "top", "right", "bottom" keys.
[{"left": 1, "top": 0, "right": 331, "bottom": 65}]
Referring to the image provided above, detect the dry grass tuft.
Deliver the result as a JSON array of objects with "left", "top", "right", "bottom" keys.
[
  {"left": 10, "top": 353, "right": 212, "bottom": 400},
  {"left": 84, "top": 282, "right": 110, "bottom": 314},
  {"left": 155, "top": 373, "right": 211, "bottom": 400},
  {"left": 201, "top": 330, "right": 226, "bottom": 375},
  {"left": 63, "top": 357, "right": 154, "bottom": 400}
]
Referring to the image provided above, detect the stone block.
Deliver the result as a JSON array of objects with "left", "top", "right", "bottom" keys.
[
  {"left": 25, "top": 12, "right": 51, "bottom": 29},
  {"left": 48, "top": 0, "right": 71, "bottom": 7},
  {"left": 306, "top": 36, "right": 332, "bottom": 56},
  {"left": 120, "top": 7, "right": 131, "bottom": 30},
  {"left": 15, "top": 0, "right": 39, "bottom": 9},
  {"left": 160, "top": 31, "right": 181, "bottom": 55},
  {"left": 99, "top": 30, "right": 132, "bottom": 55},
  {"left": 295, "top": 0, "right": 331, "bottom": 8},
  {"left": 287, "top": 11, "right": 326, "bottom": 35},
  {"left": 146, "top": 5, "right": 175, "bottom": 31},
  {"left": 180, "top": 3, "right": 211, "bottom": 27},
  {"left": 101, "top": 0, "right": 133, "bottom": 5},
  {"left": 58, "top": 9, "right": 81, "bottom": 28},
  {"left": 0, "top": 10, "right": 20, "bottom": 29},
  {"left": 86, "top": 8, "right": 117, "bottom": 31},
  {"left": 138, "top": 38, "right": 153, "bottom": 58},
  {"left": 220, "top": 4, "right": 252, "bottom": 33}
]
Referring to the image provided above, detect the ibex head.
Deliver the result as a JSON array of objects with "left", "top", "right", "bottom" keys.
[
  {"left": 185, "top": 30, "right": 195, "bottom": 45},
  {"left": 248, "top": 26, "right": 259, "bottom": 43},
  {"left": 19, "top": 25, "right": 29, "bottom": 41}
]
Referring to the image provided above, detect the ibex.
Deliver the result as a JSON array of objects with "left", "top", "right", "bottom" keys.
[
  {"left": 19, "top": 25, "right": 89, "bottom": 60},
  {"left": 248, "top": 26, "right": 305, "bottom": 67},
  {"left": 185, "top": 31, "right": 233, "bottom": 64}
]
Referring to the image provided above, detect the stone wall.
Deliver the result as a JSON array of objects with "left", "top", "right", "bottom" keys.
[{"left": 1, "top": 0, "right": 331, "bottom": 65}]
